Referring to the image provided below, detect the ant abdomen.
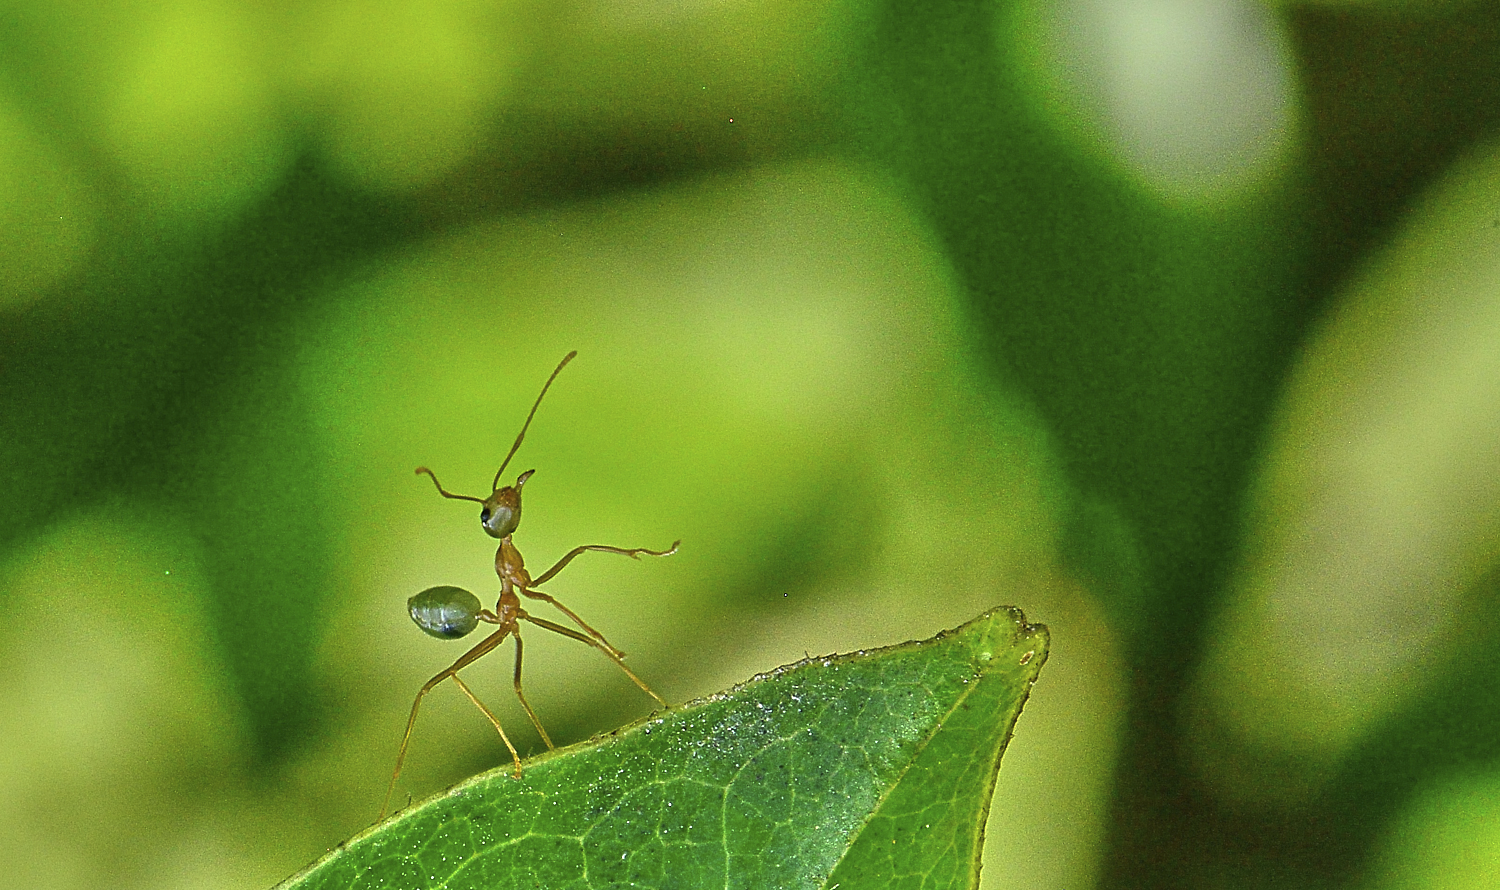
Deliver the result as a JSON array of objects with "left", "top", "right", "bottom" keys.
[{"left": 409, "top": 586, "right": 483, "bottom": 639}]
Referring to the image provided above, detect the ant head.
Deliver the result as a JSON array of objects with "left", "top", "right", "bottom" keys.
[
  {"left": 414, "top": 351, "right": 576, "bottom": 539},
  {"left": 480, "top": 470, "right": 534, "bottom": 539}
]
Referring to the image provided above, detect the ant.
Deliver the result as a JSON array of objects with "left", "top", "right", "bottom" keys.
[{"left": 382, "top": 350, "right": 678, "bottom": 818}]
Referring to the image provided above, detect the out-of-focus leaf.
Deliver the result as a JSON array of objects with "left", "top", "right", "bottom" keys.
[
  {"left": 867, "top": 0, "right": 1307, "bottom": 641},
  {"left": 1189, "top": 136, "right": 1500, "bottom": 804}
]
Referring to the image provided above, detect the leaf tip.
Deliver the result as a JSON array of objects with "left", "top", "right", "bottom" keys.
[{"left": 963, "top": 605, "right": 1049, "bottom": 669}]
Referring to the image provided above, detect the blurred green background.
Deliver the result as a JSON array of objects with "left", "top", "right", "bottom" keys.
[{"left": 3, "top": 0, "right": 1500, "bottom": 888}]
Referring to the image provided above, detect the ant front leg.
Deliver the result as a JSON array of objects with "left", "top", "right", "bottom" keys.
[
  {"left": 524, "top": 541, "right": 681, "bottom": 650},
  {"left": 529, "top": 541, "right": 681, "bottom": 586}
]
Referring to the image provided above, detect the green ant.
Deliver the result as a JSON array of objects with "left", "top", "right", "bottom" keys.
[{"left": 383, "top": 351, "right": 678, "bottom": 818}]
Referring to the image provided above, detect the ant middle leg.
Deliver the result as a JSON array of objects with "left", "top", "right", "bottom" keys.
[
  {"left": 509, "top": 631, "right": 554, "bottom": 749},
  {"left": 449, "top": 673, "right": 523, "bottom": 778},
  {"left": 524, "top": 541, "right": 680, "bottom": 651},
  {"left": 523, "top": 613, "right": 667, "bottom": 707},
  {"left": 521, "top": 587, "right": 622, "bottom": 655}
]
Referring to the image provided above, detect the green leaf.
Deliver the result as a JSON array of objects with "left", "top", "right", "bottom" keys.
[{"left": 278, "top": 607, "right": 1048, "bottom": 890}]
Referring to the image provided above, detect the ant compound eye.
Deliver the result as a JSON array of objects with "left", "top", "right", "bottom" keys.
[{"left": 409, "top": 586, "right": 483, "bottom": 639}]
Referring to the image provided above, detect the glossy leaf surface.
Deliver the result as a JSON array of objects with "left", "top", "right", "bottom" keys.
[{"left": 279, "top": 607, "right": 1048, "bottom": 890}]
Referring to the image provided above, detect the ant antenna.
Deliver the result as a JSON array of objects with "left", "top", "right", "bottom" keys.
[
  {"left": 415, "top": 467, "right": 485, "bottom": 504},
  {"left": 491, "top": 351, "right": 576, "bottom": 493}
]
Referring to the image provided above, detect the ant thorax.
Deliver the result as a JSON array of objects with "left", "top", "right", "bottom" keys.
[{"left": 495, "top": 538, "right": 531, "bottom": 590}]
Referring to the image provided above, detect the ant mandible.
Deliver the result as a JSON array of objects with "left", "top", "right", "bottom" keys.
[{"left": 382, "top": 350, "right": 678, "bottom": 818}]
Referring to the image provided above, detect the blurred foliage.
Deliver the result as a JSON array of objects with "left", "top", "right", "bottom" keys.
[{"left": 2, "top": 1, "right": 1500, "bottom": 889}]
